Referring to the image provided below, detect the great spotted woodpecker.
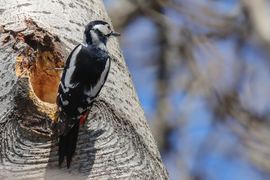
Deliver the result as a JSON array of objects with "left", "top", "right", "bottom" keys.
[{"left": 56, "top": 20, "right": 120, "bottom": 168}]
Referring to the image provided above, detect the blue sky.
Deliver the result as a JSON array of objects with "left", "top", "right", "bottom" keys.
[{"left": 104, "top": 1, "right": 269, "bottom": 179}]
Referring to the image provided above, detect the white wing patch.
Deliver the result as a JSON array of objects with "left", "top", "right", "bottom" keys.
[
  {"left": 78, "top": 107, "right": 84, "bottom": 113},
  {"left": 90, "top": 30, "right": 106, "bottom": 50},
  {"left": 84, "top": 58, "right": 110, "bottom": 97},
  {"left": 87, "top": 97, "right": 93, "bottom": 104},
  {"left": 64, "top": 45, "right": 82, "bottom": 88},
  {"left": 60, "top": 81, "right": 69, "bottom": 93},
  {"left": 59, "top": 94, "right": 69, "bottom": 106}
]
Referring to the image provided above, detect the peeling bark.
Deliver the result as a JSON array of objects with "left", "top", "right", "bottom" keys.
[{"left": 0, "top": 0, "right": 168, "bottom": 179}]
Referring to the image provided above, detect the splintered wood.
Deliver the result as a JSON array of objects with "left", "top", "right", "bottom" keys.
[{"left": 10, "top": 19, "right": 65, "bottom": 122}]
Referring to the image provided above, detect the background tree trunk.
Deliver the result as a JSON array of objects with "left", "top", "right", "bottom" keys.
[{"left": 0, "top": 0, "right": 168, "bottom": 179}]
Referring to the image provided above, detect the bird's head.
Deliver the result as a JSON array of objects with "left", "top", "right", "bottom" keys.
[{"left": 83, "top": 20, "right": 120, "bottom": 49}]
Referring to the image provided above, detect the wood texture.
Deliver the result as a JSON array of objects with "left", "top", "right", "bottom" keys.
[{"left": 0, "top": 0, "right": 168, "bottom": 179}]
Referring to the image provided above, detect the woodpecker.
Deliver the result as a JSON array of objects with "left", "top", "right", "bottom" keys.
[{"left": 56, "top": 20, "right": 120, "bottom": 168}]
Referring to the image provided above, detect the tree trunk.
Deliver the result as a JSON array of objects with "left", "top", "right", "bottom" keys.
[{"left": 0, "top": 0, "right": 168, "bottom": 179}]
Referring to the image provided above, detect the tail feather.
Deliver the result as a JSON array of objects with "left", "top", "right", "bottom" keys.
[
  {"left": 58, "top": 135, "right": 65, "bottom": 167},
  {"left": 59, "top": 120, "right": 80, "bottom": 168}
]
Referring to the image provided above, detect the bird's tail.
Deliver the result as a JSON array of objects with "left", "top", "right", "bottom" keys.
[{"left": 58, "top": 120, "right": 80, "bottom": 168}]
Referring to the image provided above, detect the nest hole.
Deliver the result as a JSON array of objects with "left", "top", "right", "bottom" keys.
[
  {"left": 29, "top": 51, "right": 61, "bottom": 104},
  {"left": 13, "top": 19, "right": 66, "bottom": 122}
]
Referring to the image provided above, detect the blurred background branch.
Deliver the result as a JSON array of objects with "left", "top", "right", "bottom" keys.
[{"left": 105, "top": 0, "right": 270, "bottom": 179}]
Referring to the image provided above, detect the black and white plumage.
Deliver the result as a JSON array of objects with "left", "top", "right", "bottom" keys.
[{"left": 56, "top": 20, "right": 120, "bottom": 168}]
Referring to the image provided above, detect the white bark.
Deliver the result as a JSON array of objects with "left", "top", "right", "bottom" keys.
[{"left": 0, "top": 0, "right": 168, "bottom": 179}]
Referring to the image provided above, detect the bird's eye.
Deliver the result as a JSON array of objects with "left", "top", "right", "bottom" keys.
[{"left": 107, "top": 25, "right": 111, "bottom": 31}]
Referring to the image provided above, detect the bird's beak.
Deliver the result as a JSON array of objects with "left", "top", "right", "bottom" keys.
[{"left": 111, "top": 31, "right": 121, "bottom": 37}]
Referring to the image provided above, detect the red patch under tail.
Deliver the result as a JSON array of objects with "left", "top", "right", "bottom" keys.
[{"left": 79, "top": 111, "right": 89, "bottom": 126}]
